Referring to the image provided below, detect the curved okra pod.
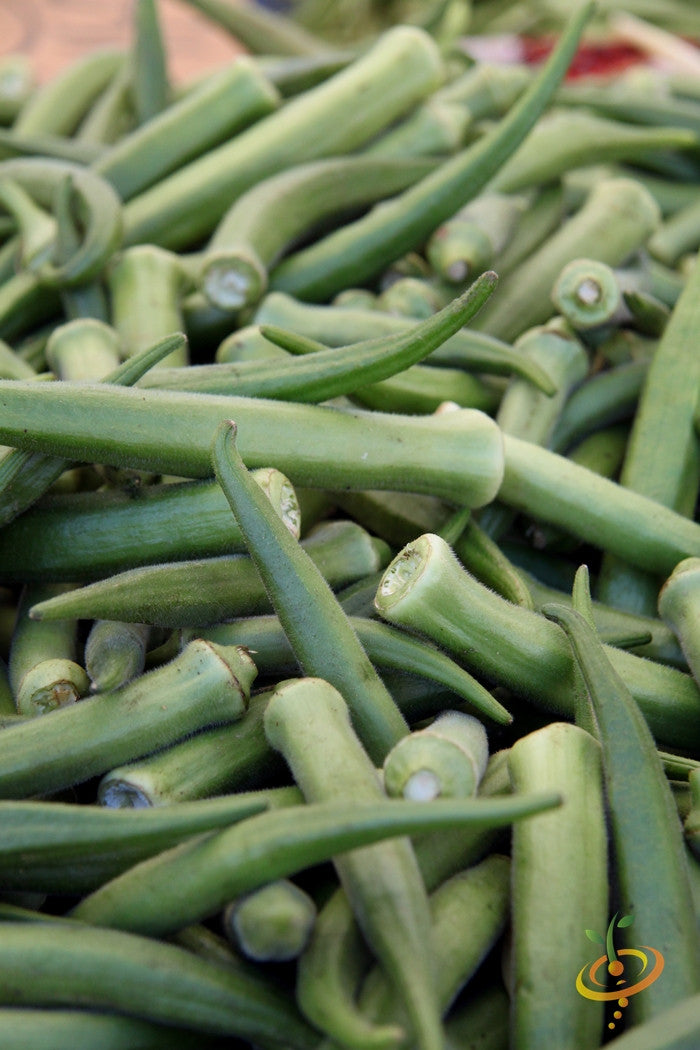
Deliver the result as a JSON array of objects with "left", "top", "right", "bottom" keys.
[
  {"left": 84, "top": 620, "right": 150, "bottom": 693},
  {"left": 71, "top": 792, "right": 561, "bottom": 937},
  {"left": 144, "top": 273, "right": 498, "bottom": 403},
  {"left": 262, "top": 677, "right": 467, "bottom": 1050},
  {"left": 0, "top": 380, "right": 505, "bottom": 507},
  {"left": 0, "top": 177, "right": 55, "bottom": 269},
  {"left": 453, "top": 518, "right": 535, "bottom": 609},
  {"left": 0, "top": 466, "right": 300, "bottom": 580},
  {"left": 374, "top": 534, "right": 700, "bottom": 752},
  {"left": 0, "top": 922, "right": 320, "bottom": 1047},
  {"left": 93, "top": 58, "right": 279, "bottom": 200},
  {"left": 0, "top": 639, "right": 256, "bottom": 799},
  {"left": 471, "top": 177, "right": 661, "bottom": 342},
  {"left": 252, "top": 291, "right": 558, "bottom": 393},
  {"left": 0, "top": 791, "right": 271, "bottom": 894},
  {"left": 544, "top": 573, "right": 700, "bottom": 1022},
  {"left": 212, "top": 421, "right": 407, "bottom": 760},
  {"left": 598, "top": 244, "right": 700, "bottom": 616},
  {"left": 508, "top": 721, "right": 608, "bottom": 1049},
  {"left": 225, "top": 879, "right": 317, "bottom": 963},
  {"left": 382, "top": 711, "right": 489, "bottom": 801},
  {"left": 9, "top": 584, "right": 89, "bottom": 717},
  {"left": 659, "top": 559, "right": 700, "bottom": 684},
  {"left": 51, "top": 175, "right": 110, "bottom": 321},
  {"left": 188, "top": 614, "right": 512, "bottom": 725},
  {"left": 122, "top": 26, "right": 445, "bottom": 248},
  {"left": 97, "top": 692, "right": 295, "bottom": 807},
  {"left": 271, "top": 3, "right": 595, "bottom": 299},
  {"left": 14, "top": 50, "right": 124, "bottom": 136},
  {"left": 197, "top": 156, "right": 437, "bottom": 311},
  {"left": 27, "top": 520, "right": 389, "bottom": 627},
  {"left": 0, "top": 332, "right": 186, "bottom": 528}
]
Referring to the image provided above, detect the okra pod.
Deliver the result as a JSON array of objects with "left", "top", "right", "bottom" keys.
[
  {"left": 382, "top": 710, "right": 489, "bottom": 801},
  {"left": 0, "top": 1009, "right": 208, "bottom": 1050},
  {"left": 14, "top": 50, "right": 124, "bottom": 136},
  {"left": 132, "top": 0, "right": 169, "bottom": 125},
  {"left": 0, "top": 639, "right": 256, "bottom": 798},
  {"left": 225, "top": 878, "right": 317, "bottom": 962},
  {"left": 84, "top": 620, "right": 150, "bottom": 693},
  {"left": 659, "top": 558, "right": 700, "bottom": 686}
]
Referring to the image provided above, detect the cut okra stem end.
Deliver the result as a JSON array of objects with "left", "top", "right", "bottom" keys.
[{"left": 201, "top": 251, "right": 267, "bottom": 312}]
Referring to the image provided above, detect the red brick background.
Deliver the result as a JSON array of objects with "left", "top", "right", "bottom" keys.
[{"left": 0, "top": 0, "right": 242, "bottom": 84}]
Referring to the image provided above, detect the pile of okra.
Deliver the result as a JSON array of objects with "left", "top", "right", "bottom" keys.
[{"left": 1, "top": 0, "right": 700, "bottom": 1047}]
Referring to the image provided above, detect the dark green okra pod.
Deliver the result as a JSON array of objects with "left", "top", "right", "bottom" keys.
[
  {"left": 212, "top": 420, "right": 406, "bottom": 761},
  {"left": 0, "top": 639, "right": 256, "bottom": 799},
  {"left": 84, "top": 620, "right": 150, "bottom": 693},
  {"left": 544, "top": 573, "right": 700, "bottom": 1022},
  {"left": 0, "top": 1009, "right": 209, "bottom": 1050}
]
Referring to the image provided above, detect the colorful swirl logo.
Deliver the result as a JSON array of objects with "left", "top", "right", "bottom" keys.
[{"left": 575, "top": 913, "right": 664, "bottom": 1032}]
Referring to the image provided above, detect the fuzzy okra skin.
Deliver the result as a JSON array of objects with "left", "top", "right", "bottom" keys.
[
  {"left": 0, "top": 467, "right": 300, "bottom": 581},
  {"left": 0, "top": 922, "right": 320, "bottom": 1048},
  {"left": 0, "top": 380, "right": 504, "bottom": 508},
  {"left": 71, "top": 793, "right": 561, "bottom": 937},
  {"left": 374, "top": 535, "right": 700, "bottom": 752},
  {"left": 263, "top": 676, "right": 441, "bottom": 1050},
  {"left": 544, "top": 596, "right": 700, "bottom": 1022},
  {"left": 508, "top": 722, "right": 608, "bottom": 1049},
  {"left": 0, "top": 1009, "right": 210, "bottom": 1050},
  {"left": 212, "top": 421, "right": 407, "bottom": 761},
  {"left": 0, "top": 640, "right": 256, "bottom": 799}
]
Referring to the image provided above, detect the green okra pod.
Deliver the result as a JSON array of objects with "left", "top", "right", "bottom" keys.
[
  {"left": 122, "top": 25, "right": 445, "bottom": 248},
  {"left": 508, "top": 722, "right": 608, "bottom": 1049},
  {"left": 0, "top": 791, "right": 270, "bottom": 894},
  {"left": 426, "top": 192, "right": 526, "bottom": 283},
  {"left": 382, "top": 711, "right": 489, "bottom": 801},
  {"left": 252, "top": 291, "right": 557, "bottom": 393},
  {"left": 550, "top": 358, "right": 648, "bottom": 454},
  {"left": 188, "top": 613, "right": 511, "bottom": 725},
  {"left": 0, "top": 922, "right": 320, "bottom": 1047},
  {"left": 14, "top": 50, "right": 124, "bottom": 136},
  {"left": 0, "top": 1010, "right": 208, "bottom": 1050},
  {"left": 659, "top": 558, "right": 700, "bottom": 683},
  {"left": 181, "top": 0, "right": 326, "bottom": 56},
  {"left": 212, "top": 421, "right": 407, "bottom": 760},
  {"left": 599, "top": 993, "right": 700, "bottom": 1050},
  {"left": 363, "top": 98, "right": 469, "bottom": 160},
  {"left": 0, "top": 177, "right": 55, "bottom": 269},
  {"left": 544, "top": 575, "right": 700, "bottom": 1022},
  {"left": 0, "top": 639, "right": 256, "bottom": 799},
  {"left": 374, "top": 534, "right": 700, "bottom": 752},
  {"left": 93, "top": 57, "right": 279, "bottom": 200},
  {"left": 84, "top": 620, "right": 150, "bottom": 693},
  {"left": 27, "top": 519, "right": 389, "bottom": 627},
  {"left": 109, "top": 245, "right": 187, "bottom": 366},
  {"left": 0, "top": 466, "right": 300, "bottom": 581},
  {"left": 0, "top": 380, "right": 505, "bottom": 507},
  {"left": 197, "top": 155, "right": 437, "bottom": 311},
  {"left": 225, "top": 879, "right": 317, "bottom": 963},
  {"left": 0, "top": 332, "right": 186, "bottom": 528},
  {"left": 270, "top": 3, "right": 595, "bottom": 299},
  {"left": 45, "top": 318, "right": 122, "bottom": 381},
  {"left": 141, "top": 273, "right": 499, "bottom": 404},
  {"left": 132, "top": 0, "right": 169, "bottom": 125}
]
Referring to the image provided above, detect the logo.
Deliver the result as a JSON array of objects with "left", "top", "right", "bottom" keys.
[{"left": 575, "top": 913, "right": 664, "bottom": 1033}]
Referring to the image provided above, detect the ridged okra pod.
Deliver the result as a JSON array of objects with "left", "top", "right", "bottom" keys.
[
  {"left": 545, "top": 591, "right": 700, "bottom": 1022},
  {"left": 212, "top": 421, "right": 406, "bottom": 760},
  {"left": 263, "top": 675, "right": 451, "bottom": 1050},
  {"left": 270, "top": 3, "right": 594, "bottom": 299},
  {"left": 0, "top": 380, "right": 504, "bottom": 507},
  {"left": 374, "top": 534, "right": 700, "bottom": 752},
  {"left": 198, "top": 155, "right": 437, "bottom": 311},
  {"left": 508, "top": 722, "right": 608, "bottom": 1049},
  {"left": 0, "top": 639, "right": 256, "bottom": 798},
  {"left": 45, "top": 319, "right": 122, "bottom": 381},
  {"left": 93, "top": 57, "right": 279, "bottom": 200},
  {"left": 122, "top": 26, "right": 445, "bottom": 247},
  {"left": 84, "top": 620, "right": 150, "bottom": 692},
  {"left": 109, "top": 246, "right": 188, "bottom": 366},
  {"left": 71, "top": 794, "right": 561, "bottom": 936},
  {"left": 27, "top": 520, "right": 389, "bottom": 628},
  {"left": 382, "top": 711, "right": 489, "bottom": 801},
  {"left": 0, "top": 791, "right": 270, "bottom": 894},
  {"left": 225, "top": 879, "right": 317, "bottom": 963},
  {"left": 0, "top": 922, "right": 320, "bottom": 1047},
  {"left": 659, "top": 558, "right": 700, "bottom": 684},
  {"left": 0, "top": 466, "right": 300, "bottom": 581}
]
